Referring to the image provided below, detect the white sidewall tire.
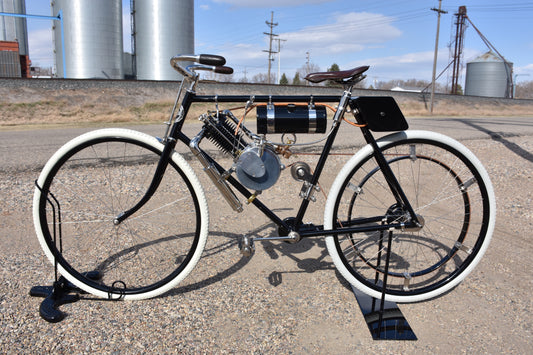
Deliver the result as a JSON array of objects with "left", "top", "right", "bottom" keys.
[
  {"left": 33, "top": 128, "right": 209, "bottom": 300},
  {"left": 324, "top": 130, "right": 496, "bottom": 303}
]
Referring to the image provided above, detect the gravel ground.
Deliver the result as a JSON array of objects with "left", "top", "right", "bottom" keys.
[{"left": 1, "top": 131, "right": 532, "bottom": 353}]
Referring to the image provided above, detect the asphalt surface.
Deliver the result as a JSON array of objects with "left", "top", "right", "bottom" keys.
[{"left": 1, "top": 116, "right": 532, "bottom": 173}]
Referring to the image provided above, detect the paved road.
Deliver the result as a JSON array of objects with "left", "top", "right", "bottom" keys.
[{"left": 1, "top": 116, "right": 532, "bottom": 173}]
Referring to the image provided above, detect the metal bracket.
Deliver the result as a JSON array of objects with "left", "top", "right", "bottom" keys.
[{"left": 299, "top": 181, "right": 320, "bottom": 202}]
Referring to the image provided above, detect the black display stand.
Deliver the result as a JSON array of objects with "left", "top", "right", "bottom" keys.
[
  {"left": 352, "top": 286, "right": 417, "bottom": 340},
  {"left": 31, "top": 181, "right": 85, "bottom": 323},
  {"left": 29, "top": 271, "right": 100, "bottom": 323},
  {"left": 351, "top": 230, "right": 417, "bottom": 340}
]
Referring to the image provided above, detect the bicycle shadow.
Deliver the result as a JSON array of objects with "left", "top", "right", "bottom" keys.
[
  {"left": 164, "top": 222, "right": 346, "bottom": 297},
  {"left": 162, "top": 230, "right": 250, "bottom": 298},
  {"left": 260, "top": 228, "right": 471, "bottom": 295},
  {"left": 260, "top": 236, "right": 336, "bottom": 286}
]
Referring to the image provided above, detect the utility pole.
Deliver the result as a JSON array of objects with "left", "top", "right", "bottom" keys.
[
  {"left": 276, "top": 38, "right": 287, "bottom": 84},
  {"left": 450, "top": 6, "right": 467, "bottom": 95},
  {"left": 305, "top": 51, "right": 310, "bottom": 85},
  {"left": 430, "top": 0, "right": 447, "bottom": 113},
  {"left": 263, "top": 11, "right": 278, "bottom": 84}
]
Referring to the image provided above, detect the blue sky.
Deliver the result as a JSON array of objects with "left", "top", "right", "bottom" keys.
[{"left": 22, "top": 0, "right": 533, "bottom": 85}]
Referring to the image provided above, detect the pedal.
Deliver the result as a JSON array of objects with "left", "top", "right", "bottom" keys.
[{"left": 238, "top": 235, "right": 255, "bottom": 257}]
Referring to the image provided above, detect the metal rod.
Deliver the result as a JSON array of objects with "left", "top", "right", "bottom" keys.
[
  {"left": 0, "top": 11, "right": 67, "bottom": 77},
  {"left": 192, "top": 95, "right": 342, "bottom": 103}
]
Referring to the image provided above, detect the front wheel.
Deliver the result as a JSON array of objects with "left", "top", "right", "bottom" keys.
[
  {"left": 33, "top": 128, "right": 209, "bottom": 300},
  {"left": 324, "top": 130, "right": 495, "bottom": 303}
]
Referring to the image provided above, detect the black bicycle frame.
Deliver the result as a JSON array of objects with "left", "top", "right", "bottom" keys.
[{"left": 116, "top": 87, "right": 420, "bottom": 238}]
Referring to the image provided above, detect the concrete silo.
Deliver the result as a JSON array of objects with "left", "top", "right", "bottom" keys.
[
  {"left": 133, "top": 0, "right": 194, "bottom": 80},
  {"left": 52, "top": 0, "right": 124, "bottom": 79},
  {"left": 464, "top": 51, "right": 513, "bottom": 98}
]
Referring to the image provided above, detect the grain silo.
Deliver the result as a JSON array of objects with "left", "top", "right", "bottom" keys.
[
  {"left": 464, "top": 51, "right": 513, "bottom": 98},
  {"left": 133, "top": 0, "right": 194, "bottom": 80},
  {"left": 0, "top": 0, "right": 28, "bottom": 55},
  {"left": 52, "top": 0, "right": 124, "bottom": 79},
  {"left": 0, "top": 0, "right": 30, "bottom": 77}
]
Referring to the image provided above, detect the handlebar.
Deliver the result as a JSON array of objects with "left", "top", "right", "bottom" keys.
[{"left": 170, "top": 54, "right": 233, "bottom": 78}]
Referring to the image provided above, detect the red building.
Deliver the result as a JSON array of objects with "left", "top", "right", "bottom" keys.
[{"left": 0, "top": 40, "right": 31, "bottom": 78}]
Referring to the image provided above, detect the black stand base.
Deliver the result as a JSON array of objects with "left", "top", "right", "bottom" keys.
[
  {"left": 352, "top": 285, "right": 417, "bottom": 340},
  {"left": 30, "top": 277, "right": 80, "bottom": 323},
  {"left": 29, "top": 271, "right": 101, "bottom": 323}
]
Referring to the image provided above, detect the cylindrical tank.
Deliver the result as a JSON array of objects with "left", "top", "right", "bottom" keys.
[
  {"left": 52, "top": 0, "right": 124, "bottom": 79},
  {"left": 133, "top": 0, "right": 194, "bottom": 80},
  {"left": 464, "top": 51, "right": 513, "bottom": 98},
  {"left": 0, "top": 0, "right": 29, "bottom": 55}
]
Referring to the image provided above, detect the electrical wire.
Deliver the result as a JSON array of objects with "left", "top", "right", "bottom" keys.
[{"left": 228, "top": 102, "right": 366, "bottom": 148}]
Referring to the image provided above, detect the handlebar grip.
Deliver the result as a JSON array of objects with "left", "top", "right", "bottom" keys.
[
  {"left": 214, "top": 66, "right": 234, "bottom": 75},
  {"left": 199, "top": 54, "right": 226, "bottom": 66}
]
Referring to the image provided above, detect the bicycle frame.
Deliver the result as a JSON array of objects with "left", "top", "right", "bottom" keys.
[{"left": 114, "top": 77, "right": 421, "bottom": 241}]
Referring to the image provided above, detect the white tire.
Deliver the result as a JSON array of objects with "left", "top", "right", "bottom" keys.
[
  {"left": 33, "top": 128, "right": 209, "bottom": 300},
  {"left": 324, "top": 130, "right": 495, "bottom": 303}
]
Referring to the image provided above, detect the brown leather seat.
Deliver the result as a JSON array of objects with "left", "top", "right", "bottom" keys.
[{"left": 304, "top": 66, "right": 369, "bottom": 83}]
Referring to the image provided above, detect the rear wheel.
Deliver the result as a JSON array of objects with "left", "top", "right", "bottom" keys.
[
  {"left": 324, "top": 131, "right": 495, "bottom": 303},
  {"left": 33, "top": 129, "right": 209, "bottom": 300}
]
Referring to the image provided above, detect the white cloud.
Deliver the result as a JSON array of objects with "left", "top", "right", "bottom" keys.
[
  {"left": 514, "top": 63, "right": 533, "bottom": 81},
  {"left": 27, "top": 28, "right": 54, "bottom": 67},
  {"left": 345, "top": 50, "right": 447, "bottom": 82},
  {"left": 342, "top": 47, "right": 490, "bottom": 84},
  {"left": 280, "top": 12, "right": 401, "bottom": 58},
  {"left": 200, "top": 5, "right": 210, "bottom": 10},
  {"left": 123, "top": 11, "right": 131, "bottom": 52},
  {"left": 213, "top": 0, "right": 332, "bottom": 7},
  {"left": 198, "top": 11, "right": 403, "bottom": 78}
]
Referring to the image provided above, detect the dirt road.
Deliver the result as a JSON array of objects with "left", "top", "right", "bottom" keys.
[{"left": 1, "top": 117, "right": 532, "bottom": 353}]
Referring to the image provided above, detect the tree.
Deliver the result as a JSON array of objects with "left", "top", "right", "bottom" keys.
[
  {"left": 296, "top": 63, "right": 321, "bottom": 86},
  {"left": 251, "top": 73, "right": 275, "bottom": 84},
  {"left": 292, "top": 72, "right": 301, "bottom": 85},
  {"left": 326, "top": 63, "right": 341, "bottom": 87},
  {"left": 279, "top": 73, "right": 289, "bottom": 85},
  {"left": 328, "top": 63, "right": 340, "bottom": 72},
  {"left": 515, "top": 80, "right": 533, "bottom": 99}
]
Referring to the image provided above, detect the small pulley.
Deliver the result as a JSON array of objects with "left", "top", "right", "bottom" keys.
[{"left": 291, "top": 162, "right": 312, "bottom": 182}]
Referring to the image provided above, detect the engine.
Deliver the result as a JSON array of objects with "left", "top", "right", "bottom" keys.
[{"left": 201, "top": 111, "right": 282, "bottom": 191}]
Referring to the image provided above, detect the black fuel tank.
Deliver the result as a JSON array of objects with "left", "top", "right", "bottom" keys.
[{"left": 257, "top": 104, "right": 327, "bottom": 134}]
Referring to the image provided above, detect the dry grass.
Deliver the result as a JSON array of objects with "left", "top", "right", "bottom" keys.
[{"left": 1, "top": 86, "right": 532, "bottom": 130}]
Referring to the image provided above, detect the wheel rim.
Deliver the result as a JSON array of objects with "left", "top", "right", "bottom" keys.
[
  {"left": 332, "top": 139, "right": 491, "bottom": 296},
  {"left": 38, "top": 136, "right": 202, "bottom": 297}
]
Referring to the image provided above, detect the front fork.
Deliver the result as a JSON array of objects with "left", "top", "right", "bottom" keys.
[
  {"left": 114, "top": 90, "right": 194, "bottom": 225},
  {"left": 113, "top": 137, "right": 177, "bottom": 225}
]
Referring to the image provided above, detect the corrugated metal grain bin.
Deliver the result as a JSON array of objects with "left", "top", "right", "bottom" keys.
[
  {"left": 133, "top": 0, "right": 194, "bottom": 80},
  {"left": 52, "top": 0, "right": 124, "bottom": 79},
  {"left": 0, "top": 0, "right": 29, "bottom": 56},
  {"left": 465, "top": 51, "right": 513, "bottom": 98}
]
